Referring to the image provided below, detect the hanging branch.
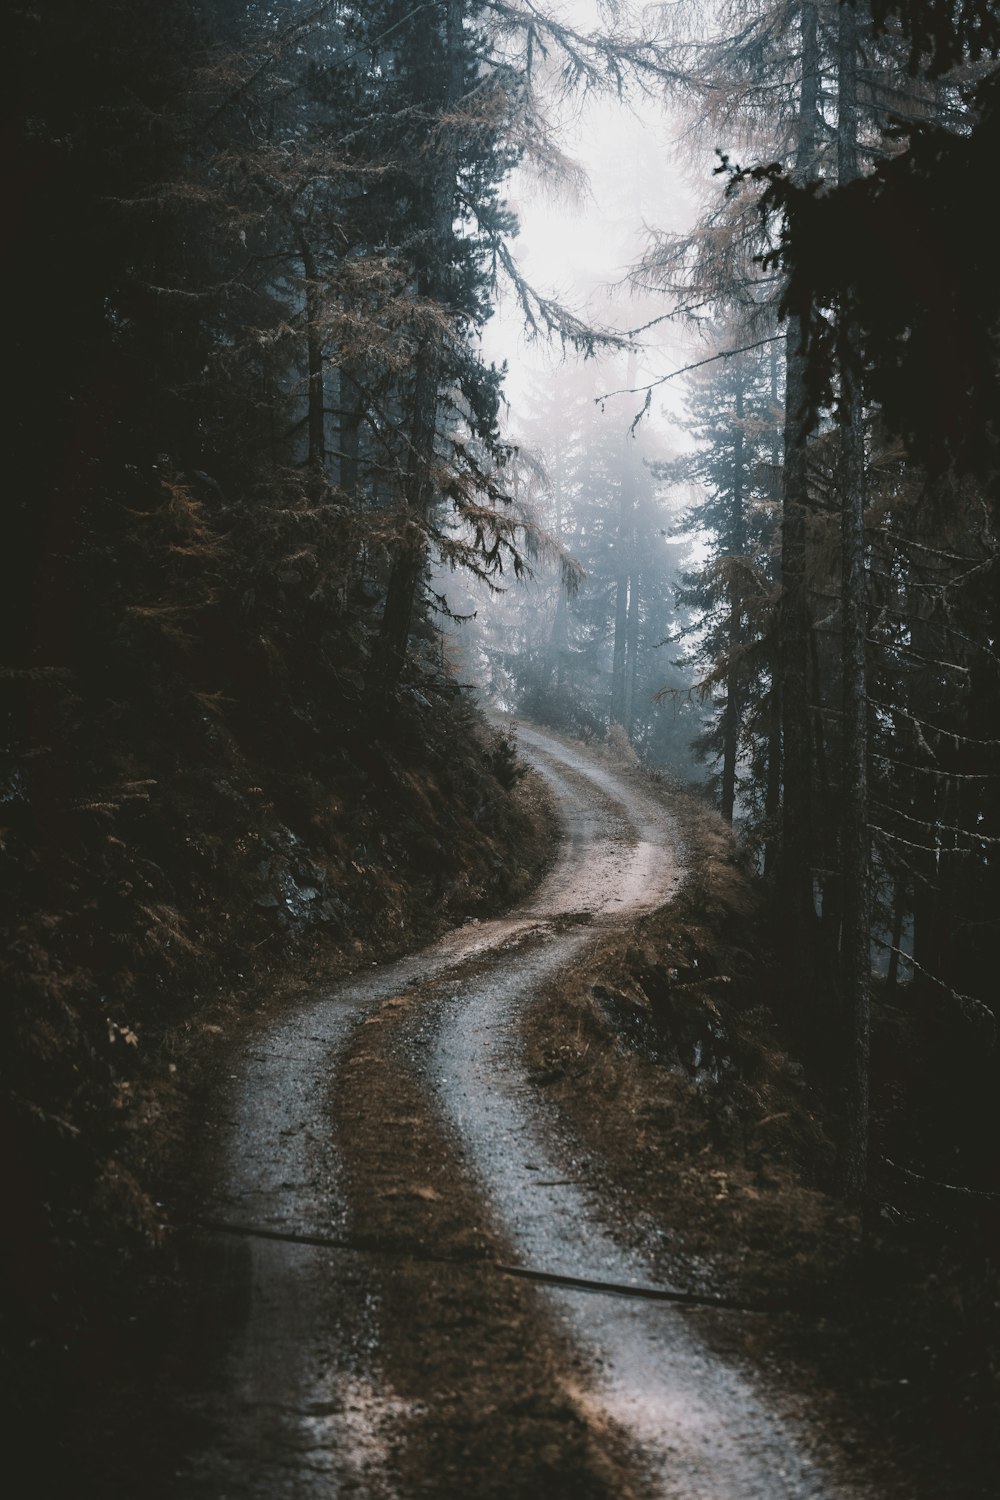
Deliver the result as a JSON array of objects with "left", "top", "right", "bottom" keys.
[{"left": 595, "top": 335, "right": 782, "bottom": 404}]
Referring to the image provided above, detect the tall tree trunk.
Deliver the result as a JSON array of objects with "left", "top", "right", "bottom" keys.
[
  {"left": 624, "top": 569, "right": 640, "bottom": 735},
  {"left": 551, "top": 584, "right": 568, "bottom": 691},
  {"left": 808, "top": 625, "right": 838, "bottom": 955},
  {"left": 778, "top": 0, "right": 822, "bottom": 976},
  {"left": 299, "top": 233, "right": 326, "bottom": 478},
  {"left": 338, "top": 365, "right": 362, "bottom": 501},
  {"left": 764, "top": 685, "right": 782, "bottom": 876},
  {"left": 549, "top": 454, "right": 568, "bottom": 692},
  {"left": 721, "top": 384, "right": 746, "bottom": 823},
  {"left": 837, "top": 0, "right": 871, "bottom": 1203},
  {"left": 764, "top": 331, "right": 783, "bottom": 874},
  {"left": 885, "top": 880, "right": 905, "bottom": 995},
  {"left": 611, "top": 349, "right": 638, "bottom": 729},
  {"left": 367, "top": 339, "right": 442, "bottom": 697},
  {"left": 611, "top": 572, "right": 629, "bottom": 726}
]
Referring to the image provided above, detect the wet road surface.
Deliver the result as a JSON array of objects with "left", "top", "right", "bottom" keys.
[{"left": 176, "top": 724, "right": 871, "bottom": 1497}]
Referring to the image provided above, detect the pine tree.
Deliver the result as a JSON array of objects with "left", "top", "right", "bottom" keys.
[{"left": 662, "top": 329, "right": 780, "bottom": 825}]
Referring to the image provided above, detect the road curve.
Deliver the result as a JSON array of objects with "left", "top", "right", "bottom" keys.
[
  {"left": 176, "top": 723, "right": 868, "bottom": 1498},
  {"left": 428, "top": 727, "right": 867, "bottom": 1500}
]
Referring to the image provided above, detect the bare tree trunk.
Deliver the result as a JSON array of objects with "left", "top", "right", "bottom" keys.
[
  {"left": 839, "top": 379, "right": 870, "bottom": 1200},
  {"left": 548, "top": 456, "right": 569, "bottom": 693},
  {"left": 779, "top": 0, "right": 821, "bottom": 976},
  {"left": 367, "top": 340, "right": 441, "bottom": 698},
  {"left": 299, "top": 233, "right": 325, "bottom": 478},
  {"left": 611, "top": 349, "right": 639, "bottom": 730},
  {"left": 721, "top": 384, "right": 746, "bottom": 823},
  {"left": 885, "top": 880, "right": 905, "bottom": 994},
  {"left": 808, "top": 624, "right": 838, "bottom": 956},
  {"left": 551, "top": 584, "right": 568, "bottom": 691},
  {"left": 764, "top": 332, "right": 783, "bottom": 874},
  {"left": 624, "top": 569, "right": 640, "bottom": 735},
  {"left": 837, "top": 0, "right": 871, "bottom": 1204},
  {"left": 764, "top": 685, "right": 782, "bottom": 876},
  {"left": 781, "top": 343, "right": 818, "bottom": 946},
  {"left": 611, "top": 573, "right": 628, "bottom": 726},
  {"left": 338, "top": 365, "right": 362, "bottom": 501}
]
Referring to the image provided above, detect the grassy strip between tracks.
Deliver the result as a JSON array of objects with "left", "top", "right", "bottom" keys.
[{"left": 330, "top": 982, "right": 657, "bottom": 1500}]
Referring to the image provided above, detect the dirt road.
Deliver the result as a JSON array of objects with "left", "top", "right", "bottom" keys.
[{"left": 170, "top": 725, "right": 874, "bottom": 1498}]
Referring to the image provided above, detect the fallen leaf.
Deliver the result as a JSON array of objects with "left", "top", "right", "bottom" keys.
[{"left": 380, "top": 1184, "right": 441, "bottom": 1202}]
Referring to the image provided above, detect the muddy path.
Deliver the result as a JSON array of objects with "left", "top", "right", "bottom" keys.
[{"left": 169, "top": 725, "right": 875, "bottom": 1498}]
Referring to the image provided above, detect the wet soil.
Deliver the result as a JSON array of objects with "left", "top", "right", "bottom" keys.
[
  {"left": 160, "top": 723, "right": 891, "bottom": 1497},
  {"left": 333, "top": 989, "right": 647, "bottom": 1500},
  {"left": 426, "top": 935, "right": 851, "bottom": 1499},
  {"left": 156, "top": 722, "right": 690, "bottom": 1497}
]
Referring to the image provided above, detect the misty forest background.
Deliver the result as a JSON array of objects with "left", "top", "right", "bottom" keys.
[{"left": 3, "top": 0, "right": 1000, "bottom": 1473}]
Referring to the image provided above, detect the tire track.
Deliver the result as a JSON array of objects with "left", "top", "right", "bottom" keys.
[
  {"left": 172, "top": 724, "right": 870, "bottom": 1498},
  {"left": 427, "top": 729, "right": 872, "bottom": 1500}
]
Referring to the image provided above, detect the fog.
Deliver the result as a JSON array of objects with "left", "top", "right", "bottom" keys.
[
  {"left": 447, "top": 12, "right": 711, "bottom": 770},
  {"left": 483, "top": 15, "right": 701, "bottom": 442}
]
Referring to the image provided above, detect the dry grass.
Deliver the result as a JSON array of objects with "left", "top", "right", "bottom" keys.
[
  {"left": 517, "top": 763, "right": 997, "bottom": 1500},
  {"left": 330, "top": 988, "right": 650, "bottom": 1500}
]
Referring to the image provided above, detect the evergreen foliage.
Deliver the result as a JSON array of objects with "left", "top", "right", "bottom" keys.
[
  {"left": 660, "top": 334, "right": 781, "bottom": 828},
  {"left": 5, "top": 6, "right": 1000, "bottom": 1473},
  {"left": 460, "top": 363, "right": 702, "bottom": 769},
  {"left": 3, "top": 0, "right": 651, "bottom": 1361},
  {"left": 632, "top": 0, "right": 999, "bottom": 1203}
]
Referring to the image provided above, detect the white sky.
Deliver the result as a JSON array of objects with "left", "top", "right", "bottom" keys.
[{"left": 481, "top": 1, "right": 706, "bottom": 452}]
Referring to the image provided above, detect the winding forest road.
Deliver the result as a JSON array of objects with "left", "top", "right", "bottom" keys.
[{"left": 173, "top": 725, "right": 871, "bottom": 1499}]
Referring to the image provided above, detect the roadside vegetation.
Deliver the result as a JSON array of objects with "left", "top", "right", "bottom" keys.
[
  {"left": 5, "top": 3, "right": 1000, "bottom": 1494},
  {"left": 522, "top": 740, "right": 999, "bottom": 1499},
  {"left": 2, "top": 0, "right": 625, "bottom": 1411}
]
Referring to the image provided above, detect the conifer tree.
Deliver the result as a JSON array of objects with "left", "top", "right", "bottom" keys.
[{"left": 661, "top": 331, "right": 780, "bottom": 825}]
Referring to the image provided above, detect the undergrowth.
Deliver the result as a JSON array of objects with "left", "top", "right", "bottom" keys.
[
  {"left": 1, "top": 656, "right": 553, "bottom": 1413},
  {"left": 523, "top": 765, "right": 999, "bottom": 1499}
]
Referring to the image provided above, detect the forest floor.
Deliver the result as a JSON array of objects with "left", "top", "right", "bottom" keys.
[{"left": 18, "top": 723, "right": 998, "bottom": 1499}]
